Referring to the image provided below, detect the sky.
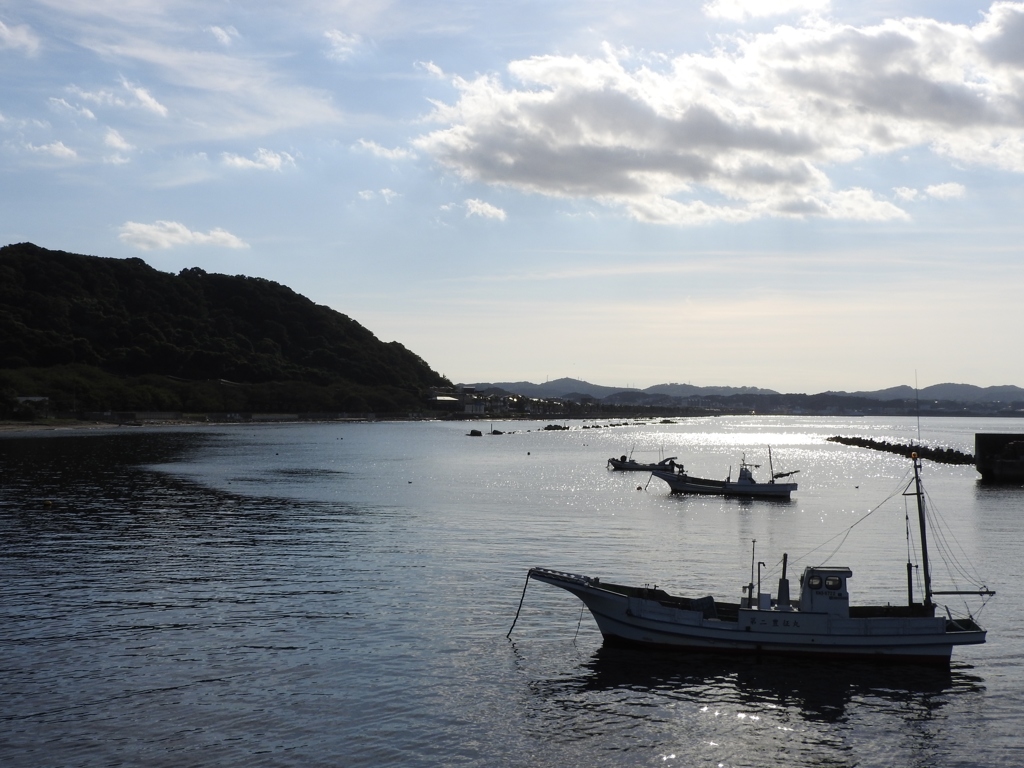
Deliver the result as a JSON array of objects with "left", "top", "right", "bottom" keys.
[{"left": 2, "top": 0, "right": 1023, "bottom": 394}]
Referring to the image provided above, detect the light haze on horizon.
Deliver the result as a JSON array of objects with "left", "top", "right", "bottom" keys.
[{"left": 2, "top": 0, "right": 1023, "bottom": 394}]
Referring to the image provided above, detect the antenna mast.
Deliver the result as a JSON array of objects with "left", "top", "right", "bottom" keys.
[
  {"left": 911, "top": 453, "right": 933, "bottom": 608},
  {"left": 915, "top": 370, "right": 921, "bottom": 444}
]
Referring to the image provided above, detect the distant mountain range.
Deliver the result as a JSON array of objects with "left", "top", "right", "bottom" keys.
[
  {"left": 830, "top": 384, "right": 1024, "bottom": 403},
  {"left": 463, "top": 377, "right": 1024, "bottom": 404}
]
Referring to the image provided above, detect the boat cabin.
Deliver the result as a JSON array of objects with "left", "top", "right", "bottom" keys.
[
  {"left": 735, "top": 463, "right": 757, "bottom": 485},
  {"left": 798, "top": 566, "right": 852, "bottom": 617}
]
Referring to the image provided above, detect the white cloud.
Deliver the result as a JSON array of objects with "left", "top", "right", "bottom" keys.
[
  {"left": 925, "top": 182, "right": 966, "bottom": 200},
  {"left": 416, "top": 5, "right": 1024, "bottom": 225},
  {"left": 73, "top": 37, "right": 344, "bottom": 140},
  {"left": 119, "top": 77, "right": 168, "bottom": 117},
  {"left": 358, "top": 188, "right": 400, "bottom": 203},
  {"left": 417, "top": 60, "right": 445, "bottom": 78},
  {"left": 28, "top": 141, "right": 77, "bottom": 159},
  {"left": 118, "top": 220, "right": 249, "bottom": 250},
  {"left": 703, "top": 0, "right": 829, "bottom": 22},
  {"left": 104, "top": 128, "right": 133, "bottom": 151},
  {"left": 221, "top": 147, "right": 296, "bottom": 171},
  {"left": 325, "top": 29, "right": 362, "bottom": 61},
  {"left": 465, "top": 199, "right": 507, "bottom": 220},
  {"left": 355, "top": 139, "right": 415, "bottom": 160},
  {"left": 0, "top": 19, "right": 40, "bottom": 55},
  {"left": 209, "top": 26, "right": 240, "bottom": 47},
  {"left": 69, "top": 78, "right": 168, "bottom": 117},
  {"left": 48, "top": 98, "right": 96, "bottom": 120},
  {"left": 893, "top": 186, "right": 919, "bottom": 201}
]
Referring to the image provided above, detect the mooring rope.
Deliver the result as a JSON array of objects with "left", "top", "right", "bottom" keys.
[{"left": 506, "top": 570, "right": 532, "bottom": 638}]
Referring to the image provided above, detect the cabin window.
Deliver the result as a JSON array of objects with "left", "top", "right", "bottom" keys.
[
  {"left": 824, "top": 576, "right": 842, "bottom": 590},
  {"left": 807, "top": 575, "right": 822, "bottom": 589}
]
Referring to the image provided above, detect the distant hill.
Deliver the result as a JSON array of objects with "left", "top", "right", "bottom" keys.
[
  {"left": 0, "top": 242, "right": 448, "bottom": 414},
  {"left": 836, "top": 384, "right": 1024, "bottom": 403},
  {"left": 463, "top": 379, "right": 778, "bottom": 400},
  {"left": 465, "top": 377, "right": 640, "bottom": 400},
  {"left": 644, "top": 383, "right": 779, "bottom": 398},
  {"left": 463, "top": 377, "right": 1022, "bottom": 407}
]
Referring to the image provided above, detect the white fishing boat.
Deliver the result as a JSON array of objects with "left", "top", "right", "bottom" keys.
[
  {"left": 516, "top": 454, "right": 993, "bottom": 664},
  {"left": 652, "top": 449, "right": 798, "bottom": 499}
]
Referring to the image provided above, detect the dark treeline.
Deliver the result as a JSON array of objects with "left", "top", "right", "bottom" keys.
[{"left": 0, "top": 243, "right": 449, "bottom": 415}]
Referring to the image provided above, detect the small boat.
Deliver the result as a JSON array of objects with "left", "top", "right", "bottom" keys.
[
  {"left": 607, "top": 455, "right": 680, "bottom": 472},
  {"left": 517, "top": 454, "right": 993, "bottom": 664},
  {"left": 652, "top": 449, "right": 798, "bottom": 498}
]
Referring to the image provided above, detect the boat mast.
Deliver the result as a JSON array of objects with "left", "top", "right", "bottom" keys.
[{"left": 911, "top": 452, "right": 934, "bottom": 608}]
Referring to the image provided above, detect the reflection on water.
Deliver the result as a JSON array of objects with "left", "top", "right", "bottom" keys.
[
  {"left": 0, "top": 421, "right": 1019, "bottom": 768},
  {"left": 560, "top": 646, "right": 981, "bottom": 718},
  {"left": 518, "top": 644, "right": 986, "bottom": 766}
]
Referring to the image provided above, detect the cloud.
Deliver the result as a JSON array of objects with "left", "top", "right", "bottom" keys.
[
  {"left": 28, "top": 141, "right": 77, "bottom": 159},
  {"left": 48, "top": 98, "right": 96, "bottom": 120},
  {"left": 355, "top": 139, "right": 415, "bottom": 160},
  {"left": 118, "top": 220, "right": 249, "bottom": 250},
  {"left": 221, "top": 147, "right": 296, "bottom": 171},
  {"left": 358, "top": 188, "right": 399, "bottom": 203},
  {"left": 415, "top": 4, "right": 1024, "bottom": 225},
  {"left": 103, "top": 127, "right": 133, "bottom": 163},
  {"left": 925, "top": 182, "right": 966, "bottom": 200},
  {"left": 104, "top": 128, "right": 133, "bottom": 151},
  {"left": 464, "top": 199, "right": 507, "bottom": 220},
  {"left": 0, "top": 19, "right": 40, "bottom": 55},
  {"left": 69, "top": 78, "right": 168, "bottom": 117},
  {"left": 893, "top": 186, "right": 919, "bottom": 201},
  {"left": 325, "top": 29, "right": 362, "bottom": 61},
  {"left": 417, "top": 61, "right": 445, "bottom": 78},
  {"left": 209, "top": 26, "right": 240, "bottom": 46},
  {"left": 703, "top": 0, "right": 829, "bottom": 21},
  {"left": 73, "top": 37, "right": 344, "bottom": 140},
  {"left": 119, "top": 77, "right": 168, "bottom": 117}
]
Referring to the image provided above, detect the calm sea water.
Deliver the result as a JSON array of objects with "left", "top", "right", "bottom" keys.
[{"left": 2, "top": 416, "right": 1023, "bottom": 767}]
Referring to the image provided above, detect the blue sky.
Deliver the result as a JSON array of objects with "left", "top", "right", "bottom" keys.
[{"left": 2, "top": 0, "right": 1023, "bottom": 393}]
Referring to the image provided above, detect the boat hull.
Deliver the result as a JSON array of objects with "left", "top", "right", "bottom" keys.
[
  {"left": 529, "top": 568, "right": 985, "bottom": 664},
  {"left": 608, "top": 458, "right": 678, "bottom": 472},
  {"left": 652, "top": 470, "right": 797, "bottom": 498}
]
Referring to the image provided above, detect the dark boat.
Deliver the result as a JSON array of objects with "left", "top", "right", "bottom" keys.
[{"left": 607, "top": 455, "right": 680, "bottom": 472}]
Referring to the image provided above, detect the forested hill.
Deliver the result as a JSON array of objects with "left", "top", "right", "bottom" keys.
[{"left": 0, "top": 242, "right": 449, "bottom": 414}]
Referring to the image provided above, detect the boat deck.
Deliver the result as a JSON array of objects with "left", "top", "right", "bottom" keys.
[{"left": 598, "top": 580, "right": 965, "bottom": 624}]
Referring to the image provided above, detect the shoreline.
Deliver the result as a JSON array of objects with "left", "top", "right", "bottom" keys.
[
  {"left": 0, "top": 415, "right": 422, "bottom": 435},
  {"left": 0, "top": 419, "right": 215, "bottom": 434}
]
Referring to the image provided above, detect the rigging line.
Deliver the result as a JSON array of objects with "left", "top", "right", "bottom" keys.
[
  {"left": 921, "top": 485, "right": 987, "bottom": 586},
  {"left": 916, "top": 480, "right": 985, "bottom": 588},
  {"left": 929, "top": 521, "right": 980, "bottom": 588},
  {"left": 904, "top": 494, "right": 924, "bottom": 596},
  {"left": 807, "top": 473, "right": 911, "bottom": 566}
]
